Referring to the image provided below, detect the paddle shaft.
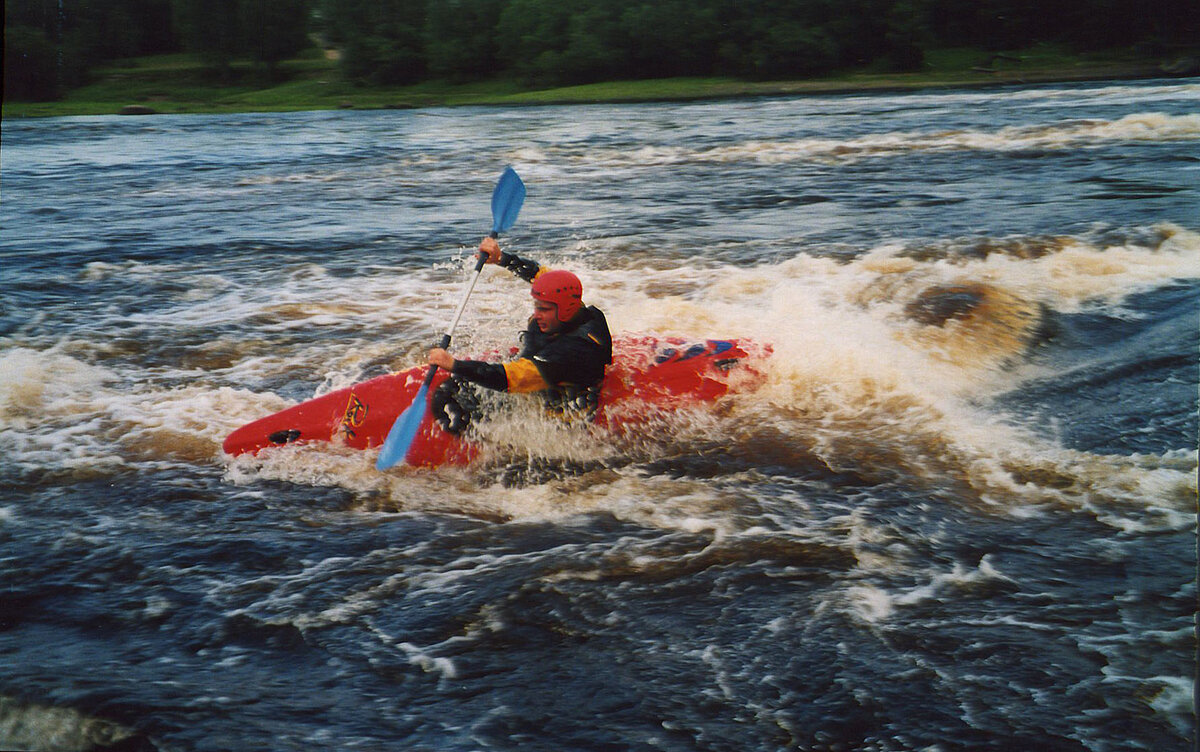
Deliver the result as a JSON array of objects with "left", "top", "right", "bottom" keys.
[{"left": 419, "top": 231, "right": 497, "bottom": 388}]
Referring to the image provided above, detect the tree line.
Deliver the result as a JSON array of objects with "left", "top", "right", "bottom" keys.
[
  {"left": 4, "top": 0, "right": 310, "bottom": 100},
  {"left": 6, "top": 0, "right": 1198, "bottom": 101}
]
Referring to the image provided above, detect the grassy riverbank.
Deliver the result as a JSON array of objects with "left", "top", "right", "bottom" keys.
[{"left": 1, "top": 44, "right": 1183, "bottom": 119}]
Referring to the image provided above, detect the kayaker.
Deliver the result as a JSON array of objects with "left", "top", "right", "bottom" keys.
[{"left": 427, "top": 237, "right": 613, "bottom": 435}]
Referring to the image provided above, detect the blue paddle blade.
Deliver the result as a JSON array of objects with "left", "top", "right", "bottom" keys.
[
  {"left": 375, "top": 382, "right": 429, "bottom": 470},
  {"left": 491, "top": 167, "right": 526, "bottom": 235}
]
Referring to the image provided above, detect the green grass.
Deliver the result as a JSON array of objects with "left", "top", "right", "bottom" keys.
[{"left": 1, "top": 44, "right": 1171, "bottom": 118}]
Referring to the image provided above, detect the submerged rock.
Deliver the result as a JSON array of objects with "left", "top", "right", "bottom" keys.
[{"left": 905, "top": 284, "right": 988, "bottom": 327}]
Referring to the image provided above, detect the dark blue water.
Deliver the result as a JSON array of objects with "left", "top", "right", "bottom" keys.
[{"left": 1, "top": 79, "right": 1197, "bottom": 751}]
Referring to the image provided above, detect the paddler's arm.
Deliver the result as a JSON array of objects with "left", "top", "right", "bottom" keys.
[
  {"left": 478, "top": 237, "right": 542, "bottom": 283},
  {"left": 428, "top": 348, "right": 548, "bottom": 394}
]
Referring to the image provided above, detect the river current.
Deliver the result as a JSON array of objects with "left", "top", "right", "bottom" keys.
[{"left": 1, "top": 79, "right": 1198, "bottom": 751}]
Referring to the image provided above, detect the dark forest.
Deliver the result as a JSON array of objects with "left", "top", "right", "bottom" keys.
[{"left": 6, "top": 0, "right": 1198, "bottom": 101}]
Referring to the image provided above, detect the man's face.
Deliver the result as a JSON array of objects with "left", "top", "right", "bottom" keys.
[{"left": 532, "top": 300, "right": 561, "bottom": 333}]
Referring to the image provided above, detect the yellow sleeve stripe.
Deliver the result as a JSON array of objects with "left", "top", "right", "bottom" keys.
[{"left": 503, "top": 358, "right": 549, "bottom": 393}]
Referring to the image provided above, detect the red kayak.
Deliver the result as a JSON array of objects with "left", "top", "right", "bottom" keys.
[{"left": 223, "top": 336, "right": 770, "bottom": 467}]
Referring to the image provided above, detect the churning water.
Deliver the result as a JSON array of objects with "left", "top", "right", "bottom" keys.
[{"left": 1, "top": 79, "right": 1198, "bottom": 751}]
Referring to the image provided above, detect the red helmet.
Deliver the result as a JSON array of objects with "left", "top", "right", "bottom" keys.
[{"left": 531, "top": 269, "right": 583, "bottom": 322}]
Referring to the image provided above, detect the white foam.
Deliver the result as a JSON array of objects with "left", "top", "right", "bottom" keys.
[
  {"left": 199, "top": 223, "right": 1199, "bottom": 525},
  {"left": 0, "top": 696, "right": 141, "bottom": 752},
  {"left": 510, "top": 112, "right": 1200, "bottom": 168},
  {"left": 1145, "top": 675, "right": 1196, "bottom": 735},
  {"left": 846, "top": 585, "right": 896, "bottom": 623},
  {"left": 397, "top": 642, "right": 459, "bottom": 679},
  {"left": 0, "top": 347, "right": 115, "bottom": 428},
  {"left": 893, "top": 555, "right": 1015, "bottom": 607},
  {"left": 8, "top": 213, "right": 1195, "bottom": 524}
]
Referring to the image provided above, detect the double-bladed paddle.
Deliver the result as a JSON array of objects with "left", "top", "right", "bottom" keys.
[{"left": 376, "top": 167, "right": 526, "bottom": 470}]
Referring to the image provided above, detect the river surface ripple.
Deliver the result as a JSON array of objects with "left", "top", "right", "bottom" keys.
[{"left": 1, "top": 79, "right": 1198, "bottom": 751}]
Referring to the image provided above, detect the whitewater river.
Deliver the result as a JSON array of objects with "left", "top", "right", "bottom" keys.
[{"left": 2, "top": 79, "right": 1198, "bottom": 751}]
